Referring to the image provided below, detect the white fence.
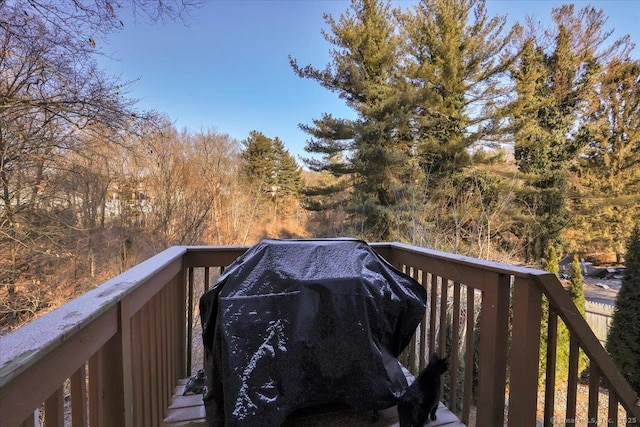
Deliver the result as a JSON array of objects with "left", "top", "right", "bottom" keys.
[{"left": 585, "top": 300, "right": 615, "bottom": 347}]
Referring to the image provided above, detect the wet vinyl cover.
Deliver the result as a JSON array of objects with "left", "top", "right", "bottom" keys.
[{"left": 199, "top": 239, "right": 427, "bottom": 426}]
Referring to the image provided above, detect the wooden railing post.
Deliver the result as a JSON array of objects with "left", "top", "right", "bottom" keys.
[
  {"left": 476, "top": 272, "right": 511, "bottom": 427},
  {"left": 508, "top": 277, "right": 543, "bottom": 427}
]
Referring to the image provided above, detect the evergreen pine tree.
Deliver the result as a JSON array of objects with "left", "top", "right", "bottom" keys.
[
  {"left": 541, "top": 245, "right": 560, "bottom": 275},
  {"left": 568, "top": 254, "right": 589, "bottom": 374},
  {"left": 569, "top": 255, "right": 586, "bottom": 315},
  {"left": 272, "top": 137, "right": 303, "bottom": 198},
  {"left": 241, "top": 131, "right": 302, "bottom": 199},
  {"left": 240, "top": 131, "right": 303, "bottom": 223},
  {"left": 241, "top": 130, "right": 277, "bottom": 193},
  {"left": 291, "top": 0, "right": 406, "bottom": 240},
  {"left": 271, "top": 137, "right": 304, "bottom": 220},
  {"left": 607, "top": 224, "right": 640, "bottom": 394},
  {"left": 291, "top": 0, "right": 517, "bottom": 242},
  {"left": 573, "top": 58, "right": 640, "bottom": 262},
  {"left": 399, "top": 0, "right": 516, "bottom": 181},
  {"left": 511, "top": 5, "right": 626, "bottom": 262}
]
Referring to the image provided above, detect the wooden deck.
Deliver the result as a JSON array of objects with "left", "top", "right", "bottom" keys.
[
  {"left": 5, "top": 244, "right": 640, "bottom": 426},
  {"left": 163, "top": 379, "right": 207, "bottom": 426},
  {"left": 163, "top": 367, "right": 466, "bottom": 427}
]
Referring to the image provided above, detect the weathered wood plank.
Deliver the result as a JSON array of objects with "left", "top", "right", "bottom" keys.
[
  {"left": 164, "top": 367, "right": 466, "bottom": 427},
  {"left": 163, "top": 380, "right": 206, "bottom": 427}
]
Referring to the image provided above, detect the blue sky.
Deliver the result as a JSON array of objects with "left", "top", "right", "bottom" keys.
[{"left": 97, "top": 1, "right": 640, "bottom": 162}]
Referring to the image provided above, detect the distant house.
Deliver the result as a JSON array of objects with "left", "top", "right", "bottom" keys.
[
  {"left": 105, "top": 184, "right": 151, "bottom": 226},
  {"left": 559, "top": 255, "right": 593, "bottom": 278},
  {"left": 591, "top": 267, "right": 626, "bottom": 280}
]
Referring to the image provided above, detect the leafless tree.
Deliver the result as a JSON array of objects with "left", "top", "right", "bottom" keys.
[
  {"left": 0, "top": 0, "right": 195, "bottom": 325},
  {"left": 1, "top": 0, "right": 203, "bottom": 44}
]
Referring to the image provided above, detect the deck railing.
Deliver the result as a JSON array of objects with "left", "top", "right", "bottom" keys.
[{"left": 1, "top": 243, "right": 638, "bottom": 427}]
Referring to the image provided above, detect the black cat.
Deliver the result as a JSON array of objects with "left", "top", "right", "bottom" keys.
[{"left": 397, "top": 353, "right": 448, "bottom": 427}]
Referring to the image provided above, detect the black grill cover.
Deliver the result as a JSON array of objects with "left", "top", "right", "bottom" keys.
[{"left": 199, "top": 239, "right": 427, "bottom": 426}]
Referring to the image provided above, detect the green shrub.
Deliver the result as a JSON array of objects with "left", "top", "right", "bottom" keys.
[{"left": 607, "top": 224, "right": 640, "bottom": 394}]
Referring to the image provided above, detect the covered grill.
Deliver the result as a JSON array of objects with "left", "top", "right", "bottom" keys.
[{"left": 199, "top": 239, "right": 427, "bottom": 426}]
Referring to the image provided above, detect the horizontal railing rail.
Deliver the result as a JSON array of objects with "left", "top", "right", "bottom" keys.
[{"left": 1, "top": 242, "right": 638, "bottom": 427}]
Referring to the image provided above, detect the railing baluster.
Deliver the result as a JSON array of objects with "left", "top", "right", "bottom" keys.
[
  {"left": 589, "top": 364, "right": 601, "bottom": 426},
  {"left": 178, "top": 268, "right": 187, "bottom": 379},
  {"left": 140, "top": 304, "right": 152, "bottom": 427},
  {"left": 419, "top": 270, "right": 428, "bottom": 372},
  {"left": 438, "top": 277, "right": 448, "bottom": 356},
  {"left": 438, "top": 277, "right": 449, "bottom": 408},
  {"left": 566, "top": 337, "right": 579, "bottom": 426},
  {"left": 89, "top": 349, "right": 102, "bottom": 425},
  {"left": 408, "top": 324, "right": 417, "bottom": 372},
  {"left": 18, "top": 411, "right": 37, "bottom": 427},
  {"left": 103, "top": 328, "right": 126, "bottom": 426},
  {"left": 449, "top": 281, "right": 461, "bottom": 412},
  {"left": 149, "top": 295, "right": 160, "bottom": 427},
  {"left": 169, "top": 277, "right": 177, "bottom": 392},
  {"left": 132, "top": 309, "right": 144, "bottom": 427},
  {"left": 153, "top": 293, "right": 160, "bottom": 426},
  {"left": 608, "top": 385, "right": 619, "bottom": 427},
  {"left": 544, "top": 309, "right": 558, "bottom": 427},
  {"left": 121, "top": 299, "right": 135, "bottom": 427},
  {"left": 429, "top": 273, "right": 437, "bottom": 357},
  {"left": 187, "top": 267, "right": 195, "bottom": 376},
  {"left": 407, "top": 266, "right": 417, "bottom": 372},
  {"left": 88, "top": 330, "right": 125, "bottom": 426},
  {"left": 204, "top": 266, "right": 211, "bottom": 292},
  {"left": 397, "top": 263, "right": 409, "bottom": 368},
  {"left": 462, "top": 285, "right": 475, "bottom": 425},
  {"left": 161, "top": 288, "right": 169, "bottom": 424},
  {"left": 44, "top": 385, "right": 64, "bottom": 426},
  {"left": 71, "top": 364, "right": 88, "bottom": 427},
  {"left": 163, "top": 287, "right": 171, "bottom": 419}
]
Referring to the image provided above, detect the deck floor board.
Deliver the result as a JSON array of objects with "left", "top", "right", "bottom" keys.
[{"left": 163, "top": 368, "right": 466, "bottom": 427}]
